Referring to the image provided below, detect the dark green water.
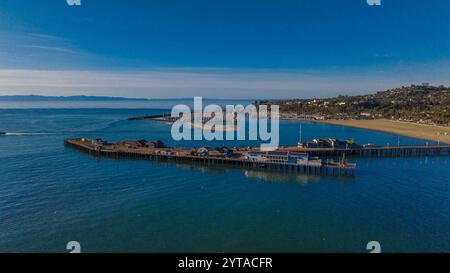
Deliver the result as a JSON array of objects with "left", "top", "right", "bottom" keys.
[{"left": 0, "top": 106, "right": 449, "bottom": 253}]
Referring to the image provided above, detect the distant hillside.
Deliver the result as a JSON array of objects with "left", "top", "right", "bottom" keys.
[
  {"left": 258, "top": 84, "right": 450, "bottom": 126},
  {"left": 0, "top": 95, "right": 149, "bottom": 101}
]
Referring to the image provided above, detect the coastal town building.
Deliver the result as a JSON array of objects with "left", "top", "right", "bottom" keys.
[{"left": 116, "top": 140, "right": 166, "bottom": 149}]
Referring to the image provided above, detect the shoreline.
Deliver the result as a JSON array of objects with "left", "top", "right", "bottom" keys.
[
  {"left": 312, "top": 119, "right": 450, "bottom": 145},
  {"left": 129, "top": 113, "right": 450, "bottom": 144}
]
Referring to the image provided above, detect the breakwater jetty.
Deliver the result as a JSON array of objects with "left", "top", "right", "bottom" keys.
[
  {"left": 128, "top": 114, "right": 172, "bottom": 121},
  {"left": 64, "top": 138, "right": 357, "bottom": 177}
]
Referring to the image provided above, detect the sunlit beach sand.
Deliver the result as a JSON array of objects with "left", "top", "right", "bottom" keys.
[{"left": 320, "top": 119, "right": 450, "bottom": 144}]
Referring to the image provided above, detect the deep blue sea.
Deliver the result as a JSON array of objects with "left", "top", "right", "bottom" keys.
[{"left": 0, "top": 101, "right": 449, "bottom": 253}]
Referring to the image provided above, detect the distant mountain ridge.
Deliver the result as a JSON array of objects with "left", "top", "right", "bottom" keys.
[
  {"left": 0, "top": 95, "right": 149, "bottom": 101},
  {"left": 0, "top": 95, "right": 254, "bottom": 102}
]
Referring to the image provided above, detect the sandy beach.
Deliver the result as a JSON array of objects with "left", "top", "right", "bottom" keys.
[{"left": 319, "top": 119, "right": 450, "bottom": 145}]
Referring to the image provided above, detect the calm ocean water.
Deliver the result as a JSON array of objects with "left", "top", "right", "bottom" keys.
[{"left": 0, "top": 101, "right": 449, "bottom": 253}]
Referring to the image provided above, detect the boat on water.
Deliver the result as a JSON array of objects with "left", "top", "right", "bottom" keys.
[{"left": 0, "top": 132, "right": 6, "bottom": 135}]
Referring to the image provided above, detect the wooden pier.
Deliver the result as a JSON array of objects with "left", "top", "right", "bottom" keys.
[
  {"left": 64, "top": 139, "right": 356, "bottom": 177},
  {"left": 280, "top": 145, "right": 450, "bottom": 158}
]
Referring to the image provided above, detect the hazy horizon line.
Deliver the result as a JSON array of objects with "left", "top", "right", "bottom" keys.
[{"left": 1, "top": 82, "right": 445, "bottom": 102}]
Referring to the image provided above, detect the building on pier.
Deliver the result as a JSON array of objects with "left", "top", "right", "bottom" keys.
[
  {"left": 298, "top": 138, "right": 361, "bottom": 149},
  {"left": 243, "top": 151, "right": 323, "bottom": 166}
]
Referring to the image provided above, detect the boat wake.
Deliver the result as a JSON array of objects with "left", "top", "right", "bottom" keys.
[{"left": 0, "top": 132, "right": 52, "bottom": 136}]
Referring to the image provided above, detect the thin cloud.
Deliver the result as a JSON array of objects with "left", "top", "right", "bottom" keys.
[
  {"left": 0, "top": 64, "right": 449, "bottom": 99},
  {"left": 26, "top": 33, "right": 67, "bottom": 41},
  {"left": 0, "top": 69, "right": 360, "bottom": 89},
  {"left": 22, "top": 45, "right": 79, "bottom": 55}
]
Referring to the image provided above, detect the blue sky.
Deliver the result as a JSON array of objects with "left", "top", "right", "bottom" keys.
[{"left": 0, "top": 0, "right": 450, "bottom": 99}]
